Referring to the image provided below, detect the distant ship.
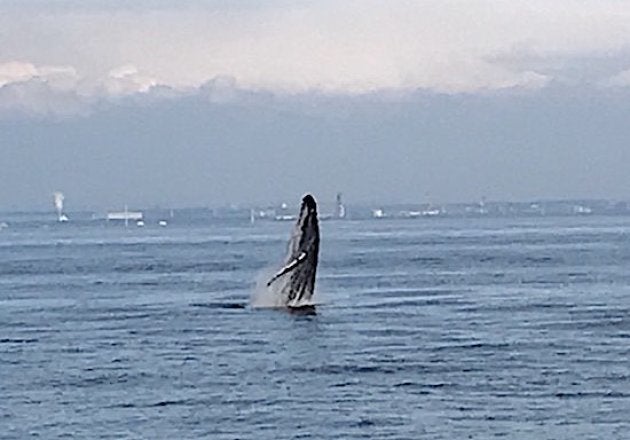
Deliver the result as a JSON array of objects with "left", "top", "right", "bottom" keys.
[
  {"left": 372, "top": 209, "right": 385, "bottom": 218},
  {"left": 274, "top": 202, "right": 297, "bottom": 221},
  {"left": 107, "top": 206, "right": 143, "bottom": 227},
  {"left": 421, "top": 208, "right": 441, "bottom": 217},
  {"left": 106, "top": 211, "right": 144, "bottom": 221},
  {"left": 405, "top": 211, "right": 421, "bottom": 218},
  {"left": 573, "top": 205, "right": 592, "bottom": 214},
  {"left": 274, "top": 214, "right": 297, "bottom": 221}
]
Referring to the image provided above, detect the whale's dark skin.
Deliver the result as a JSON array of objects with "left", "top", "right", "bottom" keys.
[{"left": 267, "top": 194, "right": 320, "bottom": 308}]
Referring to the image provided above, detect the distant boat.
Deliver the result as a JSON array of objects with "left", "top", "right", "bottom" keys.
[
  {"left": 107, "top": 206, "right": 143, "bottom": 227},
  {"left": 573, "top": 205, "right": 592, "bottom": 214},
  {"left": 407, "top": 211, "right": 421, "bottom": 218},
  {"left": 372, "top": 209, "right": 385, "bottom": 218},
  {"left": 275, "top": 214, "right": 297, "bottom": 221},
  {"left": 107, "top": 211, "right": 143, "bottom": 221},
  {"left": 272, "top": 202, "right": 295, "bottom": 221},
  {"left": 422, "top": 208, "right": 441, "bottom": 217}
]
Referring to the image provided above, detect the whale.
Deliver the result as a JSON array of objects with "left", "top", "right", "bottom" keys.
[{"left": 267, "top": 194, "right": 320, "bottom": 309}]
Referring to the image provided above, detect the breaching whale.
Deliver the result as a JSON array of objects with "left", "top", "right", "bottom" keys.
[{"left": 267, "top": 194, "right": 320, "bottom": 308}]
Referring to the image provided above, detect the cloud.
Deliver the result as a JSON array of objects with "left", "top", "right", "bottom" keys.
[
  {"left": 0, "top": 61, "right": 77, "bottom": 89},
  {"left": 102, "top": 64, "right": 159, "bottom": 96},
  {"left": 0, "top": 61, "right": 39, "bottom": 87},
  {"left": 0, "top": 78, "right": 89, "bottom": 118},
  {"left": 0, "top": 61, "right": 87, "bottom": 117},
  {"left": 0, "top": 61, "right": 171, "bottom": 116},
  {"left": 603, "top": 68, "right": 630, "bottom": 87},
  {"left": 1, "top": 0, "right": 630, "bottom": 115}
]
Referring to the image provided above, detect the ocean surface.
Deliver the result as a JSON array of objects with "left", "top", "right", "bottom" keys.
[{"left": 1, "top": 215, "right": 629, "bottom": 439}]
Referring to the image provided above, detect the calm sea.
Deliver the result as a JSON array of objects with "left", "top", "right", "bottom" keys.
[{"left": 1, "top": 215, "right": 629, "bottom": 439}]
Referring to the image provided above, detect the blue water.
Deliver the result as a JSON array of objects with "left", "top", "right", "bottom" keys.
[{"left": 1, "top": 216, "right": 630, "bottom": 439}]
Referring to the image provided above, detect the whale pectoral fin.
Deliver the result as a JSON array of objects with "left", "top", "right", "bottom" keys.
[{"left": 266, "top": 252, "right": 307, "bottom": 286}]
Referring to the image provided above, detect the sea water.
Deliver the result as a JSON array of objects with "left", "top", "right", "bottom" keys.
[{"left": 1, "top": 215, "right": 629, "bottom": 439}]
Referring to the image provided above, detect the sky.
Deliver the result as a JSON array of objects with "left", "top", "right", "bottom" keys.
[{"left": 1, "top": 0, "right": 630, "bottom": 210}]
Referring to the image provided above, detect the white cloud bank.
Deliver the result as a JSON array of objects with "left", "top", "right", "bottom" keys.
[
  {"left": 0, "top": 61, "right": 77, "bottom": 89},
  {"left": 2, "top": 0, "right": 630, "bottom": 114},
  {"left": 603, "top": 68, "right": 630, "bottom": 87}
]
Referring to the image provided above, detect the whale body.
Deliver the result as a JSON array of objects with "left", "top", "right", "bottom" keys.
[{"left": 267, "top": 194, "right": 320, "bottom": 308}]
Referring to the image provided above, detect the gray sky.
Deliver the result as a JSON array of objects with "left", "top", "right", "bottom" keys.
[{"left": 1, "top": 0, "right": 630, "bottom": 210}]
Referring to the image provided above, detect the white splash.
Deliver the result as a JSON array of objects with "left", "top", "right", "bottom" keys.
[
  {"left": 250, "top": 267, "right": 285, "bottom": 308},
  {"left": 250, "top": 266, "right": 322, "bottom": 309},
  {"left": 53, "top": 191, "right": 69, "bottom": 222}
]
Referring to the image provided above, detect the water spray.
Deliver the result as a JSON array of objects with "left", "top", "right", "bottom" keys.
[{"left": 53, "top": 191, "right": 69, "bottom": 222}]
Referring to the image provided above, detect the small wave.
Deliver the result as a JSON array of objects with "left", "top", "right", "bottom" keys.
[
  {"left": 555, "top": 391, "right": 630, "bottom": 399},
  {"left": 0, "top": 338, "right": 39, "bottom": 344},
  {"left": 428, "top": 342, "right": 512, "bottom": 353},
  {"left": 357, "top": 297, "right": 470, "bottom": 309},
  {"left": 190, "top": 302, "right": 246, "bottom": 309},
  {"left": 148, "top": 399, "right": 192, "bottom": 407}
]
